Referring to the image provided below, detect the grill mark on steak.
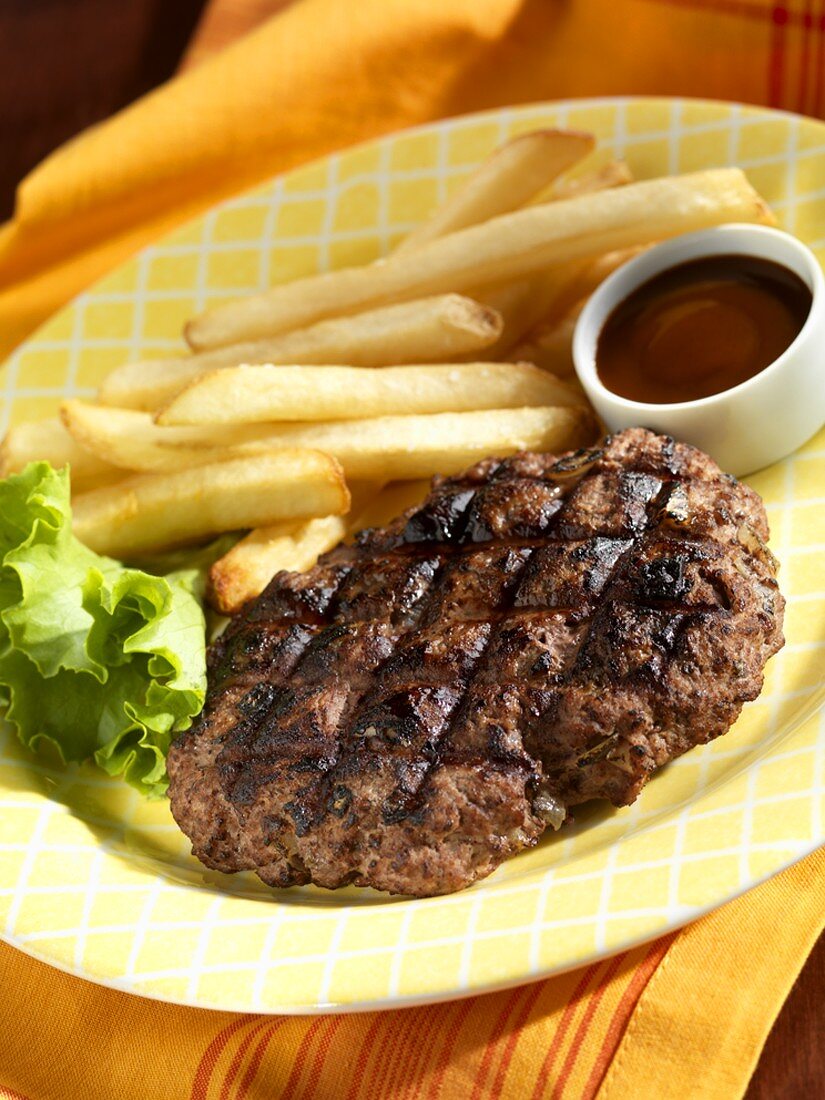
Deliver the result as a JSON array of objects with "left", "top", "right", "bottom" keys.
[
  {"left": 167, "top": 429, "right": 785, "bottom": 896},
  {"left": 289, "top": 542, "right": 536, "bottom": 888}
]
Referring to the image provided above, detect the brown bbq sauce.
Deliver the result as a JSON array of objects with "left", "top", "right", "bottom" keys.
[{"left": 596, "top": 254, "right": 812, "bottom": 404}]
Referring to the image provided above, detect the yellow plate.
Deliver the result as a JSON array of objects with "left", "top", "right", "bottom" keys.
[{"left": 1, "top": 98, "right": 823, "bottom": 1013}]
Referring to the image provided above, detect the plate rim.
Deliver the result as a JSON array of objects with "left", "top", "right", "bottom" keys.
[{"left": 1, "top": 837, "right": 822, "bottom": 1016}]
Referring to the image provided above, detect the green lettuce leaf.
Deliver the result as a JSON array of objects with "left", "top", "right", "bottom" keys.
[{"left": 0, "top": 462, "right": 208, "bottom": 797}]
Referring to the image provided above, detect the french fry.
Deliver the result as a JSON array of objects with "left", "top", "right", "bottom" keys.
[
  {"left": 470, "top": 162, "right": 634, "bottom": 357},
  {"left": 208, "top": 478, "right": 381, "bottom": 614},
  {"left": 71, "top": 451, "right": 350, "bottom": 558},
  {"left": 60, "top": 400, "right": 594, "bottom": 480},
  {"left": 509, "top": 310, "right": 582, "bottom": 377},
  {"left": 476, "top": 274, "right": 573, "bottom": 358},
  {"left": 97, "top": 295, "right": 504, "bottom": 411},
  {"left": 548, "top": 159, "right": 633, "bottom": 201},
  {"left": 506, "top": 249, "right": 648, "bottom": 374},
  {"left": 61, "top": 399, "right": 281, "bottom": 472},
  {"left": 207, "top": 479, "right": 421, "bottom": 614},
  {"left": 395, "top": 130, "right": 595, "bottom": 254},
  {"left": 185, "top": 169, "right": 772, "bottom": 350},
  {"left": 278, "top": 406, "right": 595, "bottom": 480},
  {"left": 208, "top": 514, "right": 347, "bottom": 615},
  {"left": 157, "top": 362, "right": 584, "bottom": 426},
  {"left": 271, "top": 407, "right": 596, "bottom": 481},
  {"left": 0, "top": 417, "right": 123, "bottom": 491},
  {"left": 544, "top": 245, "right": 649, "bottom": 321}
]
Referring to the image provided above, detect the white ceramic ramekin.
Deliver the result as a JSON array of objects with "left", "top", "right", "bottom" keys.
[{"left": 572, "top": 224, "right": 825, "bottom": 476}]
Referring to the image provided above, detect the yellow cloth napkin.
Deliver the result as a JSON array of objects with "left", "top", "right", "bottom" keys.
[{"left": 0, "top": 2, "right": 823, "bottom": 1097}]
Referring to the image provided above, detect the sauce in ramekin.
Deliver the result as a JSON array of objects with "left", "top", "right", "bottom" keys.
[{"left": 596, "top": 254, "right": 812, "bottom": 404}]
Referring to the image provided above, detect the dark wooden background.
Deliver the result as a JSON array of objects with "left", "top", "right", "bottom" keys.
[
  {"left": 0, "top": 0, "right": 206, "bottom": 219},
  {"left": 0, "top": 1, "right": 821, "bottom": 1094}
]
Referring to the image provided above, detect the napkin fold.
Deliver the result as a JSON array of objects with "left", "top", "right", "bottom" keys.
[{"left": 0, "top": 1, "right": 823, "bottom": 1097}]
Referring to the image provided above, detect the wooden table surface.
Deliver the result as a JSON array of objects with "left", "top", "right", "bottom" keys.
[{"left": 1, "top": 1, "right": 822, "bottom": 1093}]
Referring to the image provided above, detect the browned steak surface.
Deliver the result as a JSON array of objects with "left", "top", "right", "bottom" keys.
[{"left": 167, "top": 429, "right": 785, "bottom": 896}]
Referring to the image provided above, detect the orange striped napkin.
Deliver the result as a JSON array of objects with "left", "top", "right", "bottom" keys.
[{"left": 0, "top": 2, "right": 823, "bottom": 1097}]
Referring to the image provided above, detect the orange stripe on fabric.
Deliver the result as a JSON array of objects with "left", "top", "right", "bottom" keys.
[
  {"left": 580, "top": 936, "right": 675, "bottom": 1100},
  {"left": 366, "top": 999, "right": 428, "bottom": 1100},
  {"left": 190, "top": 1016, "right": 257, "bottom": 1100},
  {"left": 300, "top": 1016, "right": 346, "bottom": 1100},
  {"left": 381, "top": 1006, "right": 441, "bottom": 1100},
  {"left": 231, "top": 1012, "right": 314, "bottom": 1100},
  {"left": 470, "top": 987, "right": 529, "bottom": 1099},
  {"left": 386, "top": 1002, "right": 451, "bottom": 1100},
  {"left": 551, "top": 953, "right": 628, "bottom": 1100},
  {"left": 426, "top": 997, "right": 477, "bottom": 1099},
  {"left": 218, "top": 1019, "right": 273, "bottom": 1100},
  {"left": 411, "top": 1002, "right": 455, "bottom": 1100},
  {"left": 371, "top": 1008, "right": 415, "bottom": 1099},
  {"left": 488, "top": 982, "right": 548, "bottom": 1099},
  {"left": 392, "top": 1005, "right": 440, "bottom": 1100},
  {"left": 262, "top": 1017, "right": 324, "bottom": 1100},
  {"left": 528, "top": 963, "right": 602, "bottom": 1100},
  {"left": 344, "top": 1014, "right": 385, "bottom": 1100},
  {"left": 0, "top": 1087, "right": 32, "bottom": 1100},
  {"left": 236, "top": 1020, "right": 288, "bottom": 1100}
]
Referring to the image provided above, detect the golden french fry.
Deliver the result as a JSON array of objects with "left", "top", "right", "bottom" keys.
[
  {"left": 61, "top": 401, "right": 594, "bottom": 480},
  {"left": 284, "top": 406, "right": 595, "bottom": 481},
  {"left": 548, "top": 159, "right": 633, "bottom": 201},
  {"left": 546, "top": 245, "right": 649, "bottom": 321},
  {"left": 509, "top": 310, "right": 582, "bottom": 377},
  {"left": 208, "top": 478, "right": 381, "bottom": 614},
  {"left": 60, "top": 399, "right": 283, "bottom": 472},
  {"left": 208, "top": 514, "right": 347, "bottom": 615},
  {"left": 471, "top": 161, "right": 634, "bottom": 357},
  {"left": 506, "top": 249, "right": 649, "bottom": 374},
  {"left": 396, "top": 130, "right": 595, "bottom": 254},
  {"left": 157, "top": 361, "right": 584, "bottom": 426},
  {"left": 0, "top": 416, "right": 123, "bottom": 492},
  {"left": 72, "top": 451, "right": 350, "bottom": 558},
  {"left": 97, "top": 295, "right": 503, "bottom": 412},
  {"left": 185, "top": 169, "right": 772, "bottom": 350},
  {"left": 475, "top": 273, "right": 575, "bottom": 358}
]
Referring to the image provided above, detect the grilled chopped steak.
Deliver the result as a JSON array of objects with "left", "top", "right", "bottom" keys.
[{"left": 167, "top": 429, "right": 784, "bottom": 896}]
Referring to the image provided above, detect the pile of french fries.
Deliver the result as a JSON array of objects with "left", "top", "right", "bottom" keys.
[{"left": 0, "top": 129, "right": 774, "bottom": 614}]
